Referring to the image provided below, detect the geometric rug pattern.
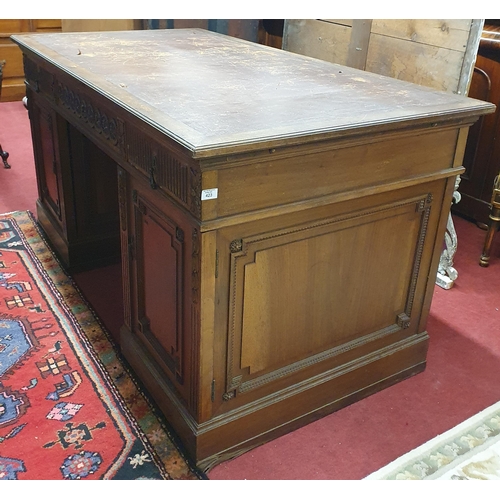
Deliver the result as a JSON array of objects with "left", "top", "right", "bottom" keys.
[{"left": 0, "top": 211, "right": 204, "bottom": 479}]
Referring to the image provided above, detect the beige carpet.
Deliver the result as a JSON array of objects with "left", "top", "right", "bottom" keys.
[{"left": 365, "top": 401, "right": 500, "bottom": 480}]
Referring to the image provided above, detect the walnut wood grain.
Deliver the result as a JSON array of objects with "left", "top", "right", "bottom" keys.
[{"left": 12, "top": 29, "right": 494, "bottom": 470}]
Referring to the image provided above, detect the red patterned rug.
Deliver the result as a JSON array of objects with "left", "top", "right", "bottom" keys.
[{"left": 0, "top": 211, "right": 204, "bottom": 480}]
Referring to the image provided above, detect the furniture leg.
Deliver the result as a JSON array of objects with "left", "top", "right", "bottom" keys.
[
  {"left": 479, "top": 175, "right": 500, "bottom": 267},
  {"left": 0, "top": 144, "right": 11, "bottom": 169}
]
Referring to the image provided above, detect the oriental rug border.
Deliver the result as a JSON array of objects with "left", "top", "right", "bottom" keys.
[{"left": 0, "top": 210, "right": 205, "bottom": 480}]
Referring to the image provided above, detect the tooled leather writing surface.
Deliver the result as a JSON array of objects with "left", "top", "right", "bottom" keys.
[{"left": 12, "top": 28, "right": 494, "bottom": 156}]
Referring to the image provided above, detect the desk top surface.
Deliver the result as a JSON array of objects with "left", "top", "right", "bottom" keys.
[{"left": 12, "top": 29, "right": 495, "bottom": 158}]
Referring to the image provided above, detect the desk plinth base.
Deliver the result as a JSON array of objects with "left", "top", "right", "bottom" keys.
[{"left": 121, "top": 324, "right": 428, "bottom": 471}]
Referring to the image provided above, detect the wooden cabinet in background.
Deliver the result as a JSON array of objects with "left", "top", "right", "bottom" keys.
[
  {"left": 61, "top": 20, "right": 141, "bottom": 32},
  {"left": 0, "top": 20, "right": 61, "bottom": 102},
  {"left": 453, "top": 23, "right": 500, "bottom": 226}
]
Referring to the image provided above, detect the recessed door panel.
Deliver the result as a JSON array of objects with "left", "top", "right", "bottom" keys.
[
  {"left": 142, "top": 210, "right": 182, "bottom": 359},
  {"left": 223, "top": 193, "right": 433, "bottom": 398},
  {"left": 134, "top": 198, "right": 184, "bottom": 382},
  {"left": 32, "top": 100, "right": 61, "bottom": 219}
]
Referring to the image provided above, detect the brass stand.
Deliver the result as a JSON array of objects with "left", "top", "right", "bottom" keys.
[{"left": 479, "top": 175, "right": 500, "bottom": 267}]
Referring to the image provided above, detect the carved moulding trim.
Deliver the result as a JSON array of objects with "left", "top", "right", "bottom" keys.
[
  {"left": 191, "top": 228, "right": 201, "bottom": 304},
  {"left": 127, "top": 130, "right": 202, "bottom": 219},
  {"left": 239, "top": 324, "right": 404, "bottom": 394},
  {"left": 199, "top": 331, "right": 430, "bottom": 468},
  {"left": 209, "top": 331, "right": 429, "bottom": 431},
  {"left": 225, "top": 194, "right": 433, "bottom": 396},
  {"left": 190, "top": 228, "right": 201, "bottom": 411},
  {"left": 117, "top": 168, "right": 128, "bottom": 232},
  {"left": 117, "top": 168, "right": 132, "bottom": 328},
  {"left": 55, "top": 82, "right": 126, "bottom": 152},
  {"left": 406, "top": 196, "right": 432, "bottom": 318}
]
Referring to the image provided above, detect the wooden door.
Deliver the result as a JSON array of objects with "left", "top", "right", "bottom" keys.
[
  {"left": 28, "top": 91, "right": 64, "bottom": 224},
  {"left": 123, "top": 173, "right": 200, "bottom": 413}
]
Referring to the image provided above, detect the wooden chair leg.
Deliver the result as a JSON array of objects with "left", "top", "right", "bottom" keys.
[
  {"left": 480, "top": 176, "right": 500, "bottom": 267},
  {"left": 0, "top": 143, "right": 11, "bottom": 169}
]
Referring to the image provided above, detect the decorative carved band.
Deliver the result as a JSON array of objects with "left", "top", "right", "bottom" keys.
[
  {"left": 239, "top": 324, "right": 403, "bottom": 393},
  {"left": 23, "top": 57, "right": 202, "bottom": 220},
  {"left": 191, "top": 228, "right": 200, "bottom": 304},
  {"left": 117, "top": 169, "right": 128, "bottom": 232},
  {"left": 405, "top": 200, "right": 432, "bottom": 317},
  {"left": 190, "top": 167, "right": 202, "bottom": 218},
  {"left": 127, "top": 132, "right": 201, "bottom": 217},
  {"left": 55, "top": 82, "right": 125, "bottom": 152},
  {"left": 23, "top": 56, "right": 39, "bottom": 90}
]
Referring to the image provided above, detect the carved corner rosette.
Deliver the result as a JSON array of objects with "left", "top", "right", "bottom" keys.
[
  {"left": 222, "top": 390, "right": 236, "bottom": 401},
  {"left": 223, "top": 375, "right": 242, "bottom": 401},
  {"left": 416, "top": 193, "right": 433, "bottom": 213},
  {"left": 175, "top": 227, "right": 184, "bottom": 242},
  {"left": 396, "top": 313, "right": 411, "bottom": 329},
  {"left": 229, "top": 239, "right": 243, "bottom": 253}
]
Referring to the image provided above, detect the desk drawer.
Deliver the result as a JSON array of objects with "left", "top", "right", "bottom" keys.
[{"left": 204, "top": 128, "right": 459, "bottom": 220}]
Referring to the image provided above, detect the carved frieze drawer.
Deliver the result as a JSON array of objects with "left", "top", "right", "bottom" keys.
[
  {"left": 23, "top": 55, "right": 202, "bottom": 220},
  {"left": 126, "top": 128, "right": 202, "bottom": 219}
]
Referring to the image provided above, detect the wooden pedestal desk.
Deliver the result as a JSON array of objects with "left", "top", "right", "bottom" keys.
[{"left": 12, "top": 29, "right": 494, "bottom": 470}]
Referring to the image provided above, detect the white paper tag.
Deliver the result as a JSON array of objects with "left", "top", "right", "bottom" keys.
[{"left": 201, "top": 188, "right": 218, "bottom": 201}]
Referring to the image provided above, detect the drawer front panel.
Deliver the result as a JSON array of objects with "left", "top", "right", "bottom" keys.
[{"left": 210, "top": 129, "right": 458, "bottom": 219}]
